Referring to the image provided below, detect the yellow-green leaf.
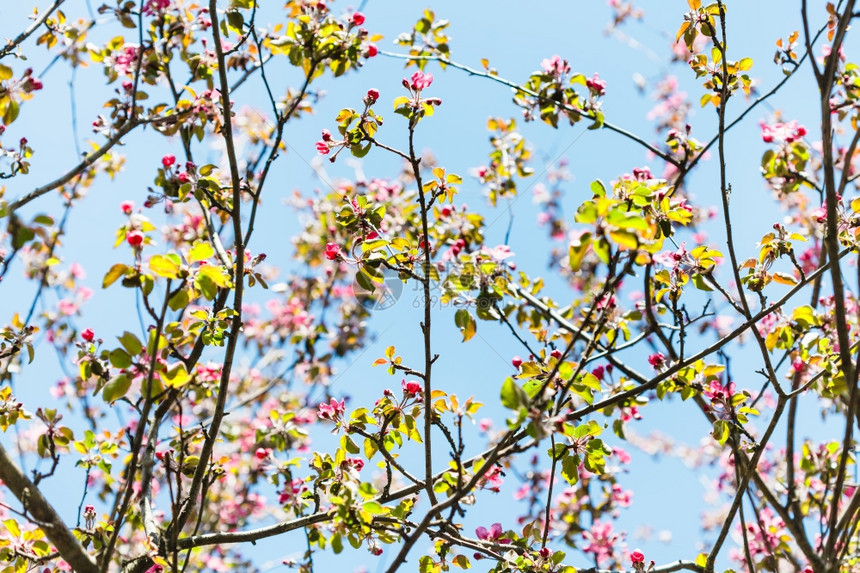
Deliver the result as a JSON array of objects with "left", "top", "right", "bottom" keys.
[
  {"left": 150, "top": 254, "right": 180, "bottom": 279},
  {"left": 188, "top": 241, "right": 214, "bottom": 264}
]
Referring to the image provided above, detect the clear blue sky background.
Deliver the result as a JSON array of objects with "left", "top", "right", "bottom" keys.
[{"left": 0, "top": 1, "right": 849, "bottom": 571}]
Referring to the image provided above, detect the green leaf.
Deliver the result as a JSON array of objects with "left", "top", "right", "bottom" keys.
[
  {"left": 578, "top": 372, "right": 601, "bottom": 390},
  {"left": 568, "top": 232, "right": 591, "bottom": 271},
  {"left": 692, "top": 273, "right": 713, "bottom": 291},
  {"left": 188, "top": 241, "right": 214, "bottom": 264},
  {"left": 109, "top": 348, "right": 132, "bottom": 369},
  {"left": 3, "top": 99, "right": 19, "bottom": 125},
  {"left": 103, "top": 374, "right": 131, "bottom": 403},
  {"left": 162, "top": 362, "right": 192, "bottom": 388},
  {"left": 560, "top": 455, "right": 579, "bottom": 485},
  {"left": 712, "top": 419, "right": 730, "bottom": 445},
  {"left": 343, "top": 435, "right": 360, "bottom": 454},
  {"left": 454, "top": 309, "right": 476, "bottom": 342},
  {"left": 150, "top": 254, "right": 181, "bottom": 279},
  {"left": 118, "top": 331, "right": 143, "bottom": 356},
  {"left": 500, "top": 378, "right": 528, "bottom": 410},
  {"left": 168, "top": 287, "right": 190, "bottom": 311},
  {"left": 362, "top": 501, "right": 387, "bottom": 515},
  {"left": 355, "top": 268, "right": 376, "bottom": 292},
  {"left": 548, "top": 442, "right": 567, "bottom": 460},
  {"left": 522, "top": 379, "right": 543, "bottom": 399},
  {"left": 103, "top": 264, "right": 128, "bottom": 288}
]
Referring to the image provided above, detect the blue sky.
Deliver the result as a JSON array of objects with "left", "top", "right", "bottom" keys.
[{"left": 0, "top": 1, "right": 848, "bottom": 571}]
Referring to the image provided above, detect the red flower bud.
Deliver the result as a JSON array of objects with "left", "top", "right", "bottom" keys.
[{"left": 126, "top": 230, "right": 144, "bottom": 248}]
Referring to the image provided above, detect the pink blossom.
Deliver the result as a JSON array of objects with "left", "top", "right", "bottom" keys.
[
  {"left": 540, "top": 55, "right": 570, "bottom": 76},
  {"left": 278, "top": 478, "right": 307, "bottom": 505},
  {"left": 480, "top": 464, "right": 504, "bottom": 492},
  {"left": 760, "top": 119, "right": 807, "bottom": 144},
  {"left": 704, "top": 380, "right": 735, "bottom": 401},
  {"left": 367, "top": 538, "right": 383, "bottom": 556},
  {"left": 409, "top": 71, "right": 433, "bottom": 91},
  {"left": 162, "top": 154, "right": 176, "bottom": 167},
  {"left": 324, "top": 243, "right": 341, "bottom": 260},
  {"left": 479, "top": 244, "right": 514, "bottom": 261},
  {"left": 143, "top": 0, "right": 170, "bottom": 15},
  {"left": 81, "top": 328, "right": 95, "bottom": 342},
  {"left": 58, "top": 299, "right": 77, "bottom": 316},
  {"left": 581, "top": 519, "right": 619, "bottom": 565},
  {"left": 402, "top": 380, "right": 422, "bottom": 396},
  {"left": 513, "top": 483, "right": 530, "bottom": 500},
  {"left": 113, "top": 44, "right": 141, "bottom": 75},
  {"left": 586, "top": 73, "right": 607, "bottom": 96},
  {"left": 647, "top": 353, "right": 665, "bottom": 369},
  {"left": 611, "top": 483, "right": 633, "bottom": 507},
  {"left": 475, "top": 522, "right": 510, "bottom": 543},
  {"left": 351, "top": 12, "right": 365, "bottom": 26},
  {"left": 632, "top": 166, "right": 652, "bottom": 181},
  {"left": 365, "top": 88, "right": 379, "bottom": 103},
  {"left": 121, "top": 201, "right": 134, "bottom": 214},
  {"left": 70, "top": 262, "right": 86, "bottom": 279},
  {"left": 317, "top": 397, "right": 345, "bottom": 421},
  {"left": 630, "top": 550, "right": 645, "bottom": 564},
  {"left": 613, "top": 446, "right": 631, "bottom": 464}
]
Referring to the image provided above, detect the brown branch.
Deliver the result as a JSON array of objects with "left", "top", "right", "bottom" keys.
[
  {"left": 0, "top": 0, "right": 66, "bottom": 59},
  {"left": 379, "top": 50, "right": 679, "bottom": 166},
  {"left": 509, "top": 248, "right": 851, "bottom": 420},
  {"left": 173, "top": 0, "right": 247, "bottom": 536},
  {"left": 0, "top": 440, "right": 98, "bottom": 573},
  {"left": 6, "top": 114, "right": 185, "bottom": 215},
  {"left": 818, "top": 0, "right": 859, "bottom": 562}
]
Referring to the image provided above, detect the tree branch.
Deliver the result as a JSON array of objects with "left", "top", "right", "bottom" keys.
[
  {"left": 0, "top": 0, "right": 66, "bottom": 60},
  {"left": 0, "top": 440, "right": 98, "bottom": 573}
]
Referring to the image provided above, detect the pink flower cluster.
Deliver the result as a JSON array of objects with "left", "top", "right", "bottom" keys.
[
  {"left": 760, "top": 119, "right": 807, "bottom": 144},
  {"left": 317, "top": 397, "right": 345, "bottom": 421},
  {"left": 541, "top": 55, "right": 570, "bottom": 77},
  {"left": 475, "top": 522, "right": 510, "bottom": 543},
  {"left": 143, "top": 0, "right": 170, "bottom": 15},
  {"left": 581, "top": 519, "right": 620, "bottom": 565},
  {"left": 409, "top": 71, "right": 433, "bottom": 91}
]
